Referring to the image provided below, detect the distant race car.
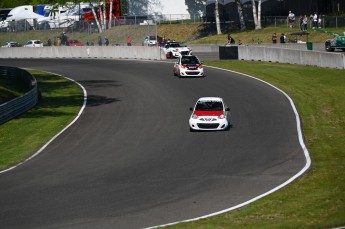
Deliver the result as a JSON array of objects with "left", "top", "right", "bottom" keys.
[
  {"left": 173, "top": 55, "right": 204, "bottom": 77},
  {"left": 143, "top": 35, "right": 162, "bottom": 46},
  {"left": 1, "top": 41, "right": 20, "bottom": 48},
  {"left": 68, "top": 40, "right": 84, "bottom": 46},
  {"left": 189, "top": 97, "right": 230, "bottom": 131},
  {"left": 163, "top": 42, "right": 192, "bottom": 58}
]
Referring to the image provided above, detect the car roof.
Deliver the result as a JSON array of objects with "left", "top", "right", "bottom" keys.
[{"left": 198, "top": 97, "right": 223, "bottom": 102}]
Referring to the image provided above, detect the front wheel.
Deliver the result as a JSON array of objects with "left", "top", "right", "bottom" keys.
[{"left": 325, "top": 43, "right": 334, "bottom": 52}]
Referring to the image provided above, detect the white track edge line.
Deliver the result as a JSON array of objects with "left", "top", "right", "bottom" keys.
[
  {"left": 0, "top": 70, "right": 87, "bottom": 174},
  {"left": 145, "top": 65, "right": 312, "bottom": 229}
]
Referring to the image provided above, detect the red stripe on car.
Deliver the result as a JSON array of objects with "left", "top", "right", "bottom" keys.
[{"left": 194, "top": 110, "right": 223, "bottom": 116}]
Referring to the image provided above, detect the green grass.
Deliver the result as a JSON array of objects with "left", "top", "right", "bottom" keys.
[
  {"left": 0, "top": 70, "right": 83, "bottom": 170},
  {"left": 165, "top": 61, "right": 345, "bottom": 228}
]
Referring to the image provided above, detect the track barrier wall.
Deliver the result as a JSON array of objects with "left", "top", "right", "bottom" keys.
[
  {"left": 0, "top": 46, "right": 166, "bottom": 60},
  {"left": 218, "top": 45, "right": 345, "bottom": 69}
]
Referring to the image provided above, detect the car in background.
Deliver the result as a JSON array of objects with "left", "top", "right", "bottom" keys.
[
  {"left": 24, "top": 40, "right": 43, "bottom": 47},
  {"left": 68, "top": 40, "right": 84, "bottom": 46},
  {"left": 1, "top": 41, "right": 20, "bottom": 47},
  {"left": 325, "top": 32, "right": 345, "bottom": 52},
  {"left": 143, "top": 35, "right": 162, "bottom": 46},
  {"left": 173, "top": 55, "right": 204, "bottom": 77},
  {"left": 189, "top": 97, "right": 230, "bottom": 131},
  {"left": 163, "top": 42, "right": 192, "bottom": 58}
]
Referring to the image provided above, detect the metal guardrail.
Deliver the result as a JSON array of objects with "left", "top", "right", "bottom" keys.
[{"left": 0, "top": 66, "right": 39, "bottom": 125}]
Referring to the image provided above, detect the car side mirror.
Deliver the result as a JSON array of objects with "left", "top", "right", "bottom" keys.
[
  {"left": 225, "top": 108, "right": 230, "bottom": 111},
  {"left": 190, "top": 107, "right": 193, "bottom": 111}
]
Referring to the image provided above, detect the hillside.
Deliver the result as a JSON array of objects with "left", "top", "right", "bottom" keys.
[{"left": 0, "top": 23, "right": 342, "bottom": 46}]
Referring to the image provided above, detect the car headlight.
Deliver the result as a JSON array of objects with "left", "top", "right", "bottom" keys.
[
  {"left": 218, "top": 114, "right": 225, "bottom": 119},
  {"left": 192, "top": 113, "right": 198, "bottom": 119}
]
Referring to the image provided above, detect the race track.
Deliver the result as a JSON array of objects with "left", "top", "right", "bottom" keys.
[{"left": 0, "top": 59, "right": 308, "bottom": 229}]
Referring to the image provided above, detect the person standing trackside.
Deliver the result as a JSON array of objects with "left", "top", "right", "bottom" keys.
[
  {"left": 280, "top": 33, "right": 286, "bottom": 43},
  {"left": 98, "top": 36, "right": 102, "bottom": 46},
  {"left": 105, "top": 37, "right": 109, "bottom": 46},
  {"left": 127, "top": 36, "right": 132, "bottom": 46},
  {"left": 288, "top": 11, "right": 295, "bottom": 28},
  {"left": 272, "top": 33, "right": 277, "bottom": 43}
]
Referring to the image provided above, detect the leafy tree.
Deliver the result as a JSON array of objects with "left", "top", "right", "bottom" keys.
[{"left": 185, "top": 0, "right": 205, "bottom": 17}]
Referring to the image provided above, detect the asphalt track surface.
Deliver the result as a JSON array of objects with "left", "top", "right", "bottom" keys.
[{"left": 0, "top": 59, "right": 308, "bottom": 229}]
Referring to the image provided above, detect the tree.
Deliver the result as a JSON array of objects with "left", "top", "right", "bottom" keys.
[
  {"left": 252, "top": 0, "right": 262, "bottom": 30},
  {"left": 90, "top": 2, "right": 102, "bottom": 33},
  {"left": 184, "top": 0, "right": 206, "bottom": 18},
  {"left": 215, "top": 0, "right": 221, "bottom": 35},
  {"left": 235, "top": 0, "right": 246, "bottom": 31}
]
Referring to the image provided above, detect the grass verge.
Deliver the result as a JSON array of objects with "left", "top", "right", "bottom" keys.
[
  {"left": 0, "top": 70, "right": 83, "bottom": 170},
  {"left": 166, "top": 60, "right": 345, "bottom": 228}
]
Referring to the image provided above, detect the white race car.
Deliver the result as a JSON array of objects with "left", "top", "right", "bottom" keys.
[
  {"left": 163, "top": 42, "right": 192, "bottom": 58},
  {"left": 189, "top": 97, "right": 230, "bottom": 131},
  {"left": 173, "top": 55, "right": 204, "bottom": 77}
]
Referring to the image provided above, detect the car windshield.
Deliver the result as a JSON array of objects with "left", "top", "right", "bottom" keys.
[
  {"left": 181, "top": 56, "right": 200, "bottom": 65},
  {"left": 169, "top": 43, "right": 182, "bottom": 47},
  {"left": 195, "top": 101, "right": 223, "bottom": 111}
]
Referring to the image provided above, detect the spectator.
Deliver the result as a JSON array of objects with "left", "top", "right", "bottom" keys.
[
  {"left": 47, "top": 38, "right": 52, "bottom": 46},
  {"left": 312, "top": 13, "right": 318, "bottom": 29},
  {"left": 227, "top": 33, "right": 235, "bottom": 44},
  {"left": 98, "top": 36, "right": 102, "bottom": 46},
  {"left": 272, "top": 33, "right": 277, "bottom": 43},
  {"left": 61, "top": 32, "right": 67, "bottom": 45},
  {"left": 302, "top": 15, "right": 308, "bottom": 31},
  {"left": 280, "top": 33, "right": 286, "bottom": 43},
  {"left": 288, "top": 11, "right": 295, "bottom": 28},
  {"left": 57, "top": 37, "right": 61, "bottom": 46},
  {"left": 299, "top": 15, "right": 303, "bottom": 31},
  {"left": 127, "top": 36, "right": 132, "bottom": 46},
  {"left": 318, "top": 14, "right": 322, "bottom": 28},
  {"left": 105, "top": 37, "right": 109, "bottom": 46}
]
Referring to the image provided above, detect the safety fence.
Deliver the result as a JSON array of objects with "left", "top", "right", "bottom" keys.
[
  {"left": 0, "top": 66, "right": 39, "bottom": 125},
  {"left": 1, "top": 14, "right": 345, "bottom": 32}
]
